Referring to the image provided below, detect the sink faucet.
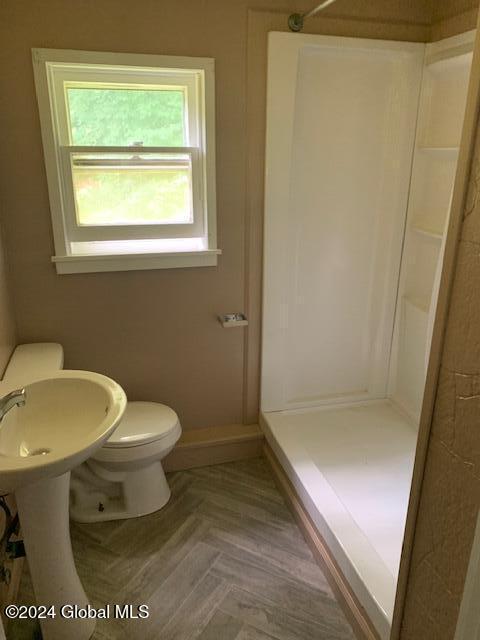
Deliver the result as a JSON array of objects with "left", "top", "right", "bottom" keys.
[{"left": 0, "top": 388, "right": 26, "bottom": 422}]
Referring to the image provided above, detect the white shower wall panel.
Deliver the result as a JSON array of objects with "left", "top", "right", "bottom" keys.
[{"left": 262, "top": 33, "right": 424, "bottom": 411}]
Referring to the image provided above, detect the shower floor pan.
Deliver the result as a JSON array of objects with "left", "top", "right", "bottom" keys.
[{"left": 260, "top": 399, "right": 417, "bottom": 640}]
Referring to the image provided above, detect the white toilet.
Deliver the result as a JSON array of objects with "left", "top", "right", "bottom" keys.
[{"left": 70, "top": 401, "right": 181, "bottom": 522}]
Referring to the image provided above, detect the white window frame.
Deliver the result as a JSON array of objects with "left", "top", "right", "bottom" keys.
[
  {"left": 32, "top": 48, "right": 219, "bottom": 273},
  {"left": 61, "top": 146, "right": 204, "bottom": 241}
]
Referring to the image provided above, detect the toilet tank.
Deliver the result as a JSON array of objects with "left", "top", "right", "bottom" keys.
[{"left": 2, "top": 343, "right": 64, "bottom": 386}]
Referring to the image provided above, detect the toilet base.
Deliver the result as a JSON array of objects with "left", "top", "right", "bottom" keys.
[{"left": 70, "top": 460, "right": 171, "bottom": 523}]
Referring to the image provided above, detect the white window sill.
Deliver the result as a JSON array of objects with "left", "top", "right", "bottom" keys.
[{"left": 52, "top": 239, "right": 221, "bottom": 274}]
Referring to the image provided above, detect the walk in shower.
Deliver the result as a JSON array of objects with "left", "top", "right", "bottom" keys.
[{"left": 260, "top": 30, "right": 475, "bottom": 639}]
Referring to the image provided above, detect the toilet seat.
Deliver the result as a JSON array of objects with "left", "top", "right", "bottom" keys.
[
  {"left": 104, "top": 401, "right": 180, "bottom": 448},
  {"left": 90, "top": 401, "right": 182, "bottom": 469}
]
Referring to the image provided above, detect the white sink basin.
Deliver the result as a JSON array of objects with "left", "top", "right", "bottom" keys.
[
  {"left": 0, "top": 369, "right": 127, "bottom": 640},
  {"left": 0, "top": 370, "right": 126, "bottom": 493}
]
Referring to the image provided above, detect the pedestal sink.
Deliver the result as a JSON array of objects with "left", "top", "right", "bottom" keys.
[{"left": 0, "top": 370, "right": 127, "bottom": 640}]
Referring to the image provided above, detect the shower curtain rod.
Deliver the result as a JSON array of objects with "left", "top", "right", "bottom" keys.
[{"left": 288, "top": 0, "right": 338, "bottom": 32}]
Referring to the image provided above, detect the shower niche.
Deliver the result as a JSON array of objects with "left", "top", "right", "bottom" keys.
[{"left": 261, "top": 30, "right": 475, "bottom": 640}]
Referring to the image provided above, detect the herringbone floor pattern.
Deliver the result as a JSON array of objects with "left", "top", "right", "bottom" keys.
[{"left": 13, "top": 458, "right": 355, "bottom": 640}]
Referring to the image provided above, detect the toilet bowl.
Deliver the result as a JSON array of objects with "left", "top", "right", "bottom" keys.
[{"left": 70, "top": 401, "right": 181, "bottom": 522}]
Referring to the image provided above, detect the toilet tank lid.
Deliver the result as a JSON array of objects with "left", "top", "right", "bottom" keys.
[
  {"left": 104, "top": 401, "right": 180, "bottom": 448},
  {"left": 2, "top": 343, "right": 64, "bottom": 385}
]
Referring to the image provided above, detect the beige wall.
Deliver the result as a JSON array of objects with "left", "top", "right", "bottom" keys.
[
  {"left": 0, "top": 0, "right": 433, "bottom": 430},
  {"left": 432, "top": 0, "right": 479, "bottom": 22},
  {"left": 0, "top": 213, "right": 16, "bottom": 374},
  {"left": 430, "top": 0, "right": 479, "bottom": 40}
]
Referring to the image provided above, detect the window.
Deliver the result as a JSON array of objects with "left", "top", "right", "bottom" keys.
[{"left": 32, "top": 49, "right": 219, "bottom": 273}]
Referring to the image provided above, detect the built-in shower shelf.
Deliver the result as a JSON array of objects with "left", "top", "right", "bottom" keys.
[
  {"left": 403, "top": 294, "right": 430, "bottom": 314},
  {"left": 410, "top": 224, "right": 443, "bottom": 240},
  {"left": 417, "top": 146, "right": 459, "bottom": 153}
]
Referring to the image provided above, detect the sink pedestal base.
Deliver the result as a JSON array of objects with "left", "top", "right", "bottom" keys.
[{"left": 16, "top": 472, "right": 95, "bottom": 640}]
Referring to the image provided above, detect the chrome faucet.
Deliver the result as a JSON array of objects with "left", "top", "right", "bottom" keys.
[{"left": 0, "top": 388, "right": 26, "bottom": 422}]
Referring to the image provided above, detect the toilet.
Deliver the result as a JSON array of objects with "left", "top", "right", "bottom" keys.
[{"left": 70, "top": 401, "right": 182, "bottom": 522}]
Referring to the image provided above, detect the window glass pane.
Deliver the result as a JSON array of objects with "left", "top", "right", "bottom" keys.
[
  {"left": 66, "top": 87, "right": 186, "bottom": 146},
  {"left": 71, "top": 152, "right": 193, "bottom": 225}
]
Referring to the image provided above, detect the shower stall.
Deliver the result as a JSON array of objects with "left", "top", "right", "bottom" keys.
[{"left": 260, "top": 30, "right": 474, "bottom": 639}]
